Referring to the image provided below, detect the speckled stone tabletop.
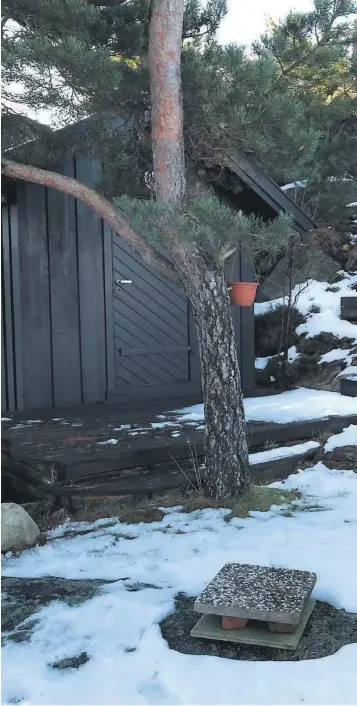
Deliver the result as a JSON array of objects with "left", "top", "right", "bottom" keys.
[{"left": 194, "top": 563, "right": 317, "bottom": 624}]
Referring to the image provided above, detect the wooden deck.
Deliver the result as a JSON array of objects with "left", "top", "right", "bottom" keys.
[{"left": 3, "top": 400, "right": 357, "bottom": 500}]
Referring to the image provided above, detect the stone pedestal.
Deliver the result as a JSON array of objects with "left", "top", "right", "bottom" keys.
[{"left": 191, "top": 563, "right": 317, "bottom": 650}]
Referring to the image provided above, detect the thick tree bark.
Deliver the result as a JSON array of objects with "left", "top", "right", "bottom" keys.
[
  {"left": 1, "top": 157, "right": 178, "bottom": 283},
  {"left": 172, "top": 242, "right": 250, "bottom": 498},
  {"left": 149, "top": 0, "right": 250, "bottom": 498},
  {"left": 149, "top": 0, "right": 186, "bottom": 204}
]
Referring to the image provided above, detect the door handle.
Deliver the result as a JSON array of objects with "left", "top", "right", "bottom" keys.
[{"left": 116, "top": 279, "right": 133, "bottom": 291}]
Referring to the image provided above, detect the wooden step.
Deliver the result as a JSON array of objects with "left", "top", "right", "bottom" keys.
[
  {"left": 56, "top": 443, "right": 321, "bottom": 498},
  {"left": 340, "top": 377, "right": 357, "bottom": 397},
  {"left": 340, "top": 296, "right": 357, "bottom": 322}
]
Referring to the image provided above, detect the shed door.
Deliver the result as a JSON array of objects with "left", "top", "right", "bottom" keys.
[{"left": 112, "top": 233, "right": 199, "bottom": 394}]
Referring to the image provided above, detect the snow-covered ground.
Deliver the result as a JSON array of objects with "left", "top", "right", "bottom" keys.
[
  {"left": 2, "top": 447, "right": 357, "bottom": 705},
  {"left": 171, "top": 388, "right": 357, "bottom": 425},
  {"left": 255, "top": 272, "right": 357, "bottom": 372}
]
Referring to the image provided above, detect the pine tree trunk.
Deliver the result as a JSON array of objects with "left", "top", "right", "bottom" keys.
[
  {"left": 148, "top": 0, "right": 250, "bottom": 499},
  {"left": 149, "top": 0, "right": 186, "bottom": 204},
  {"left": 173, "top": 244, "right": 250, "bottom": 499}
]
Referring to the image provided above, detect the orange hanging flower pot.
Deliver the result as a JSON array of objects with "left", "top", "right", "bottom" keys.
[{"left": 228, "top": 282, "right": 259, "bottom": 307}]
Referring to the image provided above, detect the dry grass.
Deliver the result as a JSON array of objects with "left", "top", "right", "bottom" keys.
[
  {"left": 71, "top": 497, "right": 165, "bottom": 525},
  {"left": 159, "top": 485, "right": 301, "bottom": 521},
  {"left": 24, "top": 484, "right": 302, "bottom": 532}
]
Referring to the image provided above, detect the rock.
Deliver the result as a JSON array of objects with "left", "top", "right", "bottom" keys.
[
  {"left": 221, "top": 616, "right": 248, "bottom": 630},
  {"left": 2, "top": 577, "right": 117, "bottom": 638},
  {"left": 50, "top": 652, "right": 90, "bottom": 670},
  {"left": 1, "top": 503, "right": 40, "bottom": 553},
  {"left": 323, "top": 446, "right": 357, "bottom": 471},
  {"left": 257, "top": 250, "right": 339, "bottom": 303}
]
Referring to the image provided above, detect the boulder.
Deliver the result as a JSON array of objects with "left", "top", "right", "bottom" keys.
[
  {"left": 257, "top": 249, "right": 339, "bottom": 303},
  {"left": 1, "top": 503, "right": 40, "bottom": 553}
]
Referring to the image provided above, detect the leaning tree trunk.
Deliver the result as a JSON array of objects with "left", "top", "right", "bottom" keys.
[{"left": 173, "top": 243, "right": 250, "bottom": 499}]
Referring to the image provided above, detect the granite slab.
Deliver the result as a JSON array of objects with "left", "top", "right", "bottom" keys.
[
  {"left": 194, "top": 563, "right": 317, "bottom": 624},
  {"left": 191, "top": 598, "right": 316, "bottom": 650}
]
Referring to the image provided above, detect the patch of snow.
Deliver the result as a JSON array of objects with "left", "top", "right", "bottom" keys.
[
  {"left": 338, "top": 365, "right": 357, "bottom": 379},
  {"left": 319, "top": 348, "right": 352, "bottom": 364},
  {"left": 113, "top": 424, "right": 132, "bottom": 431},
  {"left": 255, "top": 347, "right": 300, "bottom": 371},
  {"left": 245, "top": 388, "right": 357, "bottom": 423},
  {"left": 255, "top": 356, "right": 269, "bottom": 370},
  {"left": 325, "top": 425, "right": 357, "bottom": 453},
  {"left": 346, "top": 202, "right": 357, "bottom": 207},
  {"left": 52, "top": 418, "right": 65, "bottom": 422},
  {"left": 287, "top": 345, "right": 300, "bottom": 362},
  {"left": 328, "top": 175, "right": 354, "bottom": 183},
  {"left": 25, "top": 420, "right": 42, "bottom": 424},
  {"left": 1, "top": 417, "right": 11, "bottom": 421},
  {"left": 249, "top": 440, "right": 320, "bottom": 465},
  {"left": 173, "top": 388, "right": 357, "bottom": 425},
  {"left": 255, "top": 274, "right": 357, "bottom": 345},
  {"left": 171, "top": 432, "right": 181, "bottom": 437},
  {"left": 281, "top": 180, "right": 307, "bottom": 191},
  {"left": 97, "top": 439, "right": 119, "bottom": 446},
  {"left": 2, "top": 463, "right": 357, "bottom": 705},
  {"left": 151, "top": 422, "right": 178, "bottom": 429}
]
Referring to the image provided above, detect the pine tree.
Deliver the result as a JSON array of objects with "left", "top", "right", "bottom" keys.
[
  {"left": 4, "top": 0, "right": 352, "bottom": 498},
  {"left": 253, "top": 0, "right": 357, "bottom": 231}
]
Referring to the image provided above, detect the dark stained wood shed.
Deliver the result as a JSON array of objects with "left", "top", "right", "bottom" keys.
[{"left": 1, "top": 139, "right": 315, "bottom": 414}]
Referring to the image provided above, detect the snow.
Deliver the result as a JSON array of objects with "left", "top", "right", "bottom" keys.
[
  {"left": 338, "top": 365, "right": 357, "bottom": 379},
  {"left": 97, "top": 439, "right": 119, "bottom": 446},
  {"left": 281, "top": 180, "right": 307, "bottom": 191},
  {"left": 249, "top": 440, "right": 320, "bottom": 465},
  {"left": 255, "top": 346, "right": 300, "bottom": 370},
  {"left": 173, "top": 388, "right": 357, "bottom": 425},
  {"left": 151, "top": 422, "right": 178, "bottom": 430},
  {"left": 2, "top": 462, "right": 357, "bottom": 705},
  {"left": 255, "top": 274, "right": 357, "bottom": 345},
  {"left": 319, "top": 348, "right": 352, "bottom": 364},
  {"left": 346, "top": 202, "right": 357, "bottom": 207},
  {"left": 325, "top": 425, "right": 357, "bottom": 453},
  {"left": 245, "top": 388, "right": 357, "bottom": 423},
  {"left": 255, "top": 356, "right": 269, "bottom": 370}
]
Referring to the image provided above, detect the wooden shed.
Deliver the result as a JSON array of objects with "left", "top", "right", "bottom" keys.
[{"left": 1, "top": 141, "right": 315, "bottom": 415}]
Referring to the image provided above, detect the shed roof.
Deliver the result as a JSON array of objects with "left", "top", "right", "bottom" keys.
[{"left": 3, "top": 115, "right": 317, "bottom": 234}]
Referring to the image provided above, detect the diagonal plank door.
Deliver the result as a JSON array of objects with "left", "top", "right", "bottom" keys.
[{"left": 112, "top": 233, "right": 199, "bottom": 392}]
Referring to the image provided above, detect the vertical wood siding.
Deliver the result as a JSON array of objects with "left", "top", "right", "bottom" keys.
[{"left": 1, "top": 157, "right": 255, "bottom": 413}]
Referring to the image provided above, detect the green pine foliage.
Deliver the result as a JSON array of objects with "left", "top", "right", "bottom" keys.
[
  {"left": 253, "top": 0, "right": 357, "bottom": 229},
  {"left": 115, "top": 195, "right": 293, "bottom": 266},
  {"left": 2, "top": 0, "right": 356, "bottom": 246}
]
